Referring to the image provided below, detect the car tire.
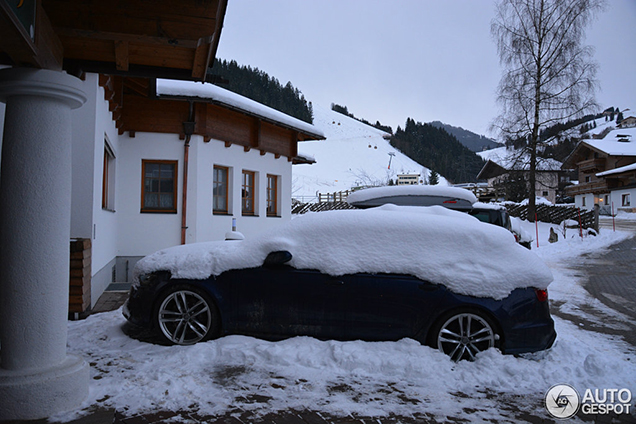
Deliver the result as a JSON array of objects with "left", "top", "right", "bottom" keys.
[
  {"left": 154, "top": 285, "right": 220, "bottom": 345},
  {"left": 430, "top": 309, "right": 498, "bottom": 362}
]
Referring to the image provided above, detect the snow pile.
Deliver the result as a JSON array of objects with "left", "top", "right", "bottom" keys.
[
  {"left": 55, "top": 220, "right": 636, "bottom": 423},
  {"left": 135, "top": 205, "right": 552, "bottom": 300},
  {"left": 293, "top": 104, "right": 443, "bottom": 199}
]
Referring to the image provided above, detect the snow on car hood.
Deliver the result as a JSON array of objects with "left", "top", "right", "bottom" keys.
[{"left": 133, "top": 205, "right": 553, "bottom": 299}]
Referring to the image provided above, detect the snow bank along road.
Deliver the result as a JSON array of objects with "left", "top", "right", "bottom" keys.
[{"left": 48, "top": 220, "right": 636, "bottom": 424}]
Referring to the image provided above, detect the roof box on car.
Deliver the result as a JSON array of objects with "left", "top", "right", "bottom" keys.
[{"left": 347, "top": 185, "right": 477, "bottom": 211}]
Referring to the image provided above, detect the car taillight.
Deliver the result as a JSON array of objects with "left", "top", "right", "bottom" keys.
[
  {"left": 535, "top": 289, "right": 548, "bottom": 302},
  {"left": 443, "top": 200, "right": 457, "bottom": 204}
]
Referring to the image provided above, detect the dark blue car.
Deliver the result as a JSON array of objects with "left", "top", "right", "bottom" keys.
[{"left": 123, "top": 206, "right": 556, "bottom": 361}]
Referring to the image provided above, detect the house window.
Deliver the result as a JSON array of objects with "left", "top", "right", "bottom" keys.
[
  {"left": 622, "top": 194, "right": 631, "bottom": 207},
  {"left": 213, "top": 166, "right": 229, "bottom": 214},
  {"left": 141, "top": 160, "right": 177, "bottom": 213},
  {"left": 242, "top": 170, "right": 256, "bottom": 215},
  {"left": 267, "top": 174, "right": 279, "bottom": 217},
  {"left": 102, "top": 141, "right": 116, "bottom": 211},
  {"left": 582, "top": 197, "right": 586, "bottom": 207}
]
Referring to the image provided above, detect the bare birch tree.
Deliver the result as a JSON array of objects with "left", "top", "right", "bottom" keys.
[{"left": 491, "top": 0, "right": 604, "bottom": 220}]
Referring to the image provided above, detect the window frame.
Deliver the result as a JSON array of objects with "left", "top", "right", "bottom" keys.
[
  {"left": 213, "top": 165, "right": 230, "bottom": 215},
  {"left": 622, "top": 193, "right": 631, "bottom": 207},
  {"left": 140, "top": 159, "right": 178, "bottom": 214},
  {"left": 267, "top": 174, "right": 279, "bottom": 217},
  {"left": 242, "top": 170, "right": 256, "bottom": 216},
  {"left": 102, "top": 140, "right": 116, "bottom": 211}
]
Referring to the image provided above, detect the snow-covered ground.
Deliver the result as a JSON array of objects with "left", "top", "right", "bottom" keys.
[
  {"left": 55, "top": 216, "right": 636, "bottom": 423},
  {"left": 293, "top": 104, "right": 446, "bottom": 201}
]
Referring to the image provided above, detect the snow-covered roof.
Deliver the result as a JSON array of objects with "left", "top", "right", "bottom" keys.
[
  {"left": 583, "top": 128, "right": 636, "bottom": 156},
  {"left": 477, "top": 147, "right": 562, "bottom": 172},
  {"left": 134, "top": 205, "right": 552, "bottom": 300},
  {"left": 156, "top": 79, "right": 324, "bottom": 139},
  {"left": 596, "top": 161, "right": 636, "bottom": 177}
]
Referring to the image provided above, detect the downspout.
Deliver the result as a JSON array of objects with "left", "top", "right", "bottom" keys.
[{"left": 181, "top": 101, "right": 195, "bottom": 245}]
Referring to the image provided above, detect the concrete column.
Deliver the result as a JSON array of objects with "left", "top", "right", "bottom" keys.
[{"left": 0, "top": 68, "right": 89, "bottom": 420}]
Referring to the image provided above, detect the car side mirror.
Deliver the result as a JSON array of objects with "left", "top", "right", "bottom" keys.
[{"left": 264, "top": 250, "right": 293, "bottom": 267}]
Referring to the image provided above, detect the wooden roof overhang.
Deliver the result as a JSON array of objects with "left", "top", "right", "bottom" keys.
[
  {"left": 476, "top": 160, "right": 507, "bottom": 180},
  {"left": 0, "top": 0, "right": 227, "bottom": 82},
  {"left": 561, "top": 141, "right": 608, "bottom": 170},
  {"left": 102, "top": 75, "right": 324, "bottom": 161}
]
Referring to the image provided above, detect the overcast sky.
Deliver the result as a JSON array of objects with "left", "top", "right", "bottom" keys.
[{"left": 215, "top": 0, "right": 636, "bottom": 138}]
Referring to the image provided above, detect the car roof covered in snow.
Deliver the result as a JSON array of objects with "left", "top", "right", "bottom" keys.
[
  {"left": 134, "top": 205, "right": 552, "bottom": 300},
  {"left": 346, "top": 185, "right": 478, "bottom": 210}
]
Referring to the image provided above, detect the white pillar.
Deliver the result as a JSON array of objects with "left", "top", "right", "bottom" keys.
[{"left": 0, "top": 68, "right": 89, "bottom": 420}]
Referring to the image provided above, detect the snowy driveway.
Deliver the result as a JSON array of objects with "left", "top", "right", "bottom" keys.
[{"left": 57, "top": 221, "right": 636, "bottom": 424}]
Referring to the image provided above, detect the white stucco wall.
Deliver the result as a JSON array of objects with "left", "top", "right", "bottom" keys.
[
  {"left": 192, "top": 138, "right": 292, "bottom": 242},
  {"left": 612, "top": 188, "right": 636, "bottom": 211},
  {"left": 115, "top": 132, "right": 293, "bottom": 257},
  {"left": 90, "top": 79, "right": 121, "bottom": 273},
  {"left": 116, "top": 132, "right": 184, "bottom": 257},
  {"left": 70, "top": 74, "right": 122, "bottom": 301}
]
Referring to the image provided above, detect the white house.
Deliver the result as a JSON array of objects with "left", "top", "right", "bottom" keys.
[
  {"left": 0, "top": 2, "right": 325, "bottom": 419},
  {"left": 563, "top": 128, "right": 636, "bottom": 213},
  {"left": 477, "top": 147, "right": 564, "bottom": 204},
  {"left": 70, "top": 76, "right": 324, "bottom": 313}
]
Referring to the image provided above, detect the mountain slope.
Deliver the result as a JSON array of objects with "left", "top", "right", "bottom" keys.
[
  {"left": 293, "top": 105, "right": 445, "bottom": 200},
  {"left": 429, "top": 121, "right": 500, "bottom": 152}
]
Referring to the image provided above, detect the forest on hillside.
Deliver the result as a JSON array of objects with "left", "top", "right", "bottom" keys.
[
  {"left": 211, "top": 59, "right": 314, "bottom": 124},
  {"left": 390, "top": 119, "right": 486, "bottom": 184}
]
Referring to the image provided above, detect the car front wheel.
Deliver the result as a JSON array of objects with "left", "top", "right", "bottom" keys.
[
  {"left": 434, "top": 311, "right": 497, "bottom": 361},
  {"left": 155, "top": 285, "right": 219, "bottom": 345}
]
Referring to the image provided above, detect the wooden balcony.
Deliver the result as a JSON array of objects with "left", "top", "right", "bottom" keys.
[
  {"left": 578, "top": 158, "right": 606, "bottom": 174},
  {"left": 565, "top": 179, "right": 618, "bottom": 196}
]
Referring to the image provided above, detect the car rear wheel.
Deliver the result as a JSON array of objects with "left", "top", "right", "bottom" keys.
[
  {"left": 434, "top": 311, "right": 497, "bottom": 361},
  {"left": 155, "top": 285, "right": 219, "bottom": 345}
]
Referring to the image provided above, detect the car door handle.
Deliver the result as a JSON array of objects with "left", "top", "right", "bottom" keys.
[{"left": 326, "top": 279, "right": 345, "bottom": 286}]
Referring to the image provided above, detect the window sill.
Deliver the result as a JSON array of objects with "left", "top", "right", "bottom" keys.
[
  {"left": 140, "top": 210, "right": 178, "bottom": 214},
  {"left": 267, "top": 214, "right": 281, "bottom": 218},
  {"left": 102, "top": 207, "right": 116, "bottom": 213},
  {"left": 242, "top": 213, "right": 259, "bottom": 217},
  {"left": 213, "top": 211, "right": 231, "bottom": 216}
]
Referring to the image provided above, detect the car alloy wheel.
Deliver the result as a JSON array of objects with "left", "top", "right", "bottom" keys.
[
  {"left": 436, "top": 312, "right": 496, "bottom": 361},
  {"left": 157, "top": 287, "right": 214, "bottom": 345}
]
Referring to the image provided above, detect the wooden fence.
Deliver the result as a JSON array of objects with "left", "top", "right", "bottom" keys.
[
  {"left": 505, "top": 203, "right": 598, "bottom": 230},
  {"left": 292, "top": 201, "right": 356, "bottom": 215},
  {"left": 317, "top": 190, "right": 351, "bottom": 203},
  {"left": 292, "top": 198, "right": 599, "bottom": 231}
]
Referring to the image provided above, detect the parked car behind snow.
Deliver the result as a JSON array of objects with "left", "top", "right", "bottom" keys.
[{"left": 124, "top": 205, "right": 556, "bottom": 361}]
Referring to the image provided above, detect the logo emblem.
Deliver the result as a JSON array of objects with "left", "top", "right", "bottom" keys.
[{"left": 545, "top": 384, "right": 581, "bottom": 419}]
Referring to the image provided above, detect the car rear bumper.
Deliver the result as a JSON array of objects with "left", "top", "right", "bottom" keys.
[{"left": 503, "top": 318, "right": 557, "bottom": 355}]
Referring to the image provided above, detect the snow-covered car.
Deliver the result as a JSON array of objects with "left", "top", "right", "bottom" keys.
[
  {"left": 348, "top": 186, "right": 532, "bottom": 247},
  {"left": 123, "top": 205, "right": 556, "bottom": 361}
]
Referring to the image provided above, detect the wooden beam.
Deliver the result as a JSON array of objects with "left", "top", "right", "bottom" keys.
[
  {"left": 114, "top": 40, "right": 129, "bottom": 71},
  {"left": 54, "top": 27, "right": 199, "bottom": 49},
  {"left": 191, "top": 39, "right": 210, "bottom": 80},
  {"left": 0, "top": 0, "right": 62, "bottom": 70}
]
